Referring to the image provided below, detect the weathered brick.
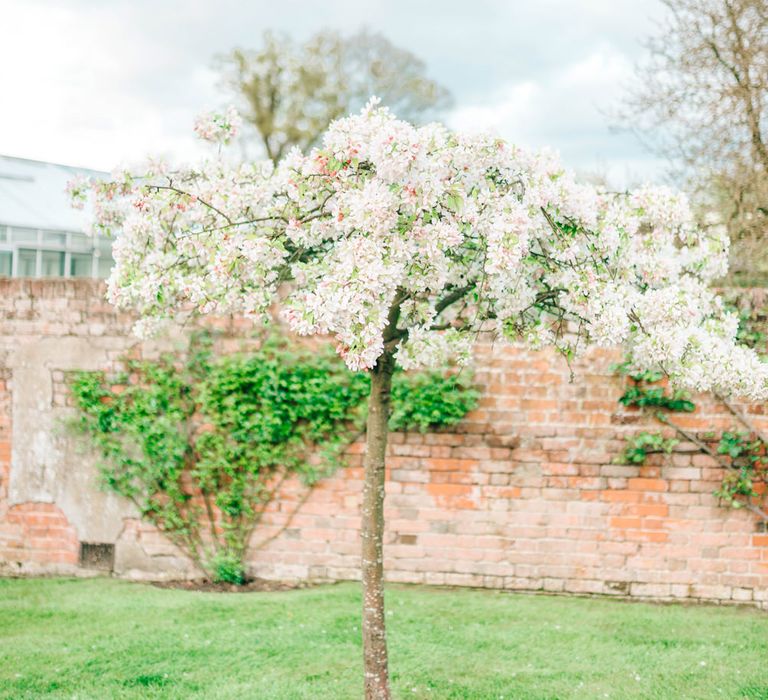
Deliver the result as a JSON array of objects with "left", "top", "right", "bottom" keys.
[
  {"left": 627, "top": 478, "right": 668, "bottom": 492},
  {"left": 2, "top": 280, "right": 768, "bottom": 606}
]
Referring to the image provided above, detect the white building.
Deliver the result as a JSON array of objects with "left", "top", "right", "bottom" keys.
[{"left": 0, "top": 155, "right": 114, "bottom": 278}]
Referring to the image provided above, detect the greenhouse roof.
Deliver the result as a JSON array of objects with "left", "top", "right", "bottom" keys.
[{"left": 0, "top": 155, "right": 105, "bottom": 232}]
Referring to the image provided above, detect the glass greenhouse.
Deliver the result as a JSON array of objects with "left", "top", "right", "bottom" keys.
[{"left": 0, "top": 155, "right": 114, "bottom": 279}]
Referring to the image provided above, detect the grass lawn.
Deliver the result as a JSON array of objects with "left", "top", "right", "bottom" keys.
[{"left": 0, "top": 578, "right": 767, "bottom": 699}]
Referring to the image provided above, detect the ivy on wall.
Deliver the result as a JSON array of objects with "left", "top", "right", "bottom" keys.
[
  {"left": 69, "top": 333, "right": 479, "bottom": 583},
  {"left": 615, "top": 293, "right": 768, "bottom": 520}
]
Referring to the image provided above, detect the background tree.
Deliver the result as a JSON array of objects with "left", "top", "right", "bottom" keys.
[
  {"left": 72, "top": 102, "right": 768, "bottom": 699},
  {"left": 619, "top": 0, "right": 768, "bottom": 284},
  {"left": 217, "top": 29, "right": 452, "bottom": 162}
]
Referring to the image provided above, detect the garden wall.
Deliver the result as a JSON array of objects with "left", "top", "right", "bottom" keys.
[{"left": 1, "top": 279, "right": 767, "bottom": 607}]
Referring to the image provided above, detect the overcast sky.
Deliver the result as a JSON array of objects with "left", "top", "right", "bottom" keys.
[{"left": 0, "top": 0, "right": 669, "bottom": 186}]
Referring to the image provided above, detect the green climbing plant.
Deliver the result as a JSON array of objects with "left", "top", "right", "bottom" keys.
[
  {"left": 612, "top": 362, "right": 696, "bottom": 413},
  {"left": 70, "top": 332, "right": 479, "bottom": 583},
  {"left": 713, "top": 432, "right": 768, "bottom": 509},
  {"left": 619, "top": 431, "right": 679, "bottom": 465},
  {"left": 613, "top": 355, "right": 768, "bottom": 520}
]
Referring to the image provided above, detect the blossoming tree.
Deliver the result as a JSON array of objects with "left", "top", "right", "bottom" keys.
[{"left": 72, "top": 100, "right": 768, "bottom": 700}]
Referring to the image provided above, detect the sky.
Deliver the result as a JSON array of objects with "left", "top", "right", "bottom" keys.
[{"left": 0, "top": 0, "right": 669, "bottom": 186}]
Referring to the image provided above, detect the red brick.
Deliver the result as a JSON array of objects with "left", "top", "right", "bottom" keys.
[
  {"left": 609, "top": 517, "right": 642, "bottom": 529},
  {"left": 627, "top": 478, "right": 668, "bottom": 492},
  {"left": 601, "top": 490, "right": 643, "bottom": 503}
]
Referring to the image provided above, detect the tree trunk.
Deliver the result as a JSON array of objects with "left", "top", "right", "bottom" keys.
[{"left": 361, "top": 351, "right": 395, "bottom": 700}]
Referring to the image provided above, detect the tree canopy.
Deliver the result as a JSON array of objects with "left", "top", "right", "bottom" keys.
[{"left": 71, "top": 100, "right": 768, "bottom": 400}]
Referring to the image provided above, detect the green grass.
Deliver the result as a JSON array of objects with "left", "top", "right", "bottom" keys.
[{"left": 0, "top": 578, "right": 767, "bottom": 699}]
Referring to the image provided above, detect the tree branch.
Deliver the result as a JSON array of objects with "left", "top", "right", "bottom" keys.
[{"left": 716, "top": 393, "right": 768, "bottom": 448}]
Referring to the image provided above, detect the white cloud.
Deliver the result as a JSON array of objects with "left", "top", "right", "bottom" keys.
[
  {"left": 447, "top": 46, "right": 662, "bottom": 186},
  {"left": 0, "top": 0, "right": 216, "bottom": 169},
  {"left": 0, "top": 0, "right": 669, "bottom": 185},
  {"left": 449, "top": 81, "right": 540, "bottom": 135}
]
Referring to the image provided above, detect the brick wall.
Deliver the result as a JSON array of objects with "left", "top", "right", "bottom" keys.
[{"left": 1, "top": 279, "right": 767, "bottom": 606}]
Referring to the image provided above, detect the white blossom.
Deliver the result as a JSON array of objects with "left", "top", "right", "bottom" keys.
[{"left": 75, "top": 101, "right": 768, "bottom": 399}]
